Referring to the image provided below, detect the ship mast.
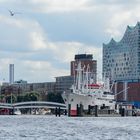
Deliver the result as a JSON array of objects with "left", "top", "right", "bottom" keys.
[
  {"left": 85, "top": 64, "right": 90, "bottom": 91},
  {"left": 77, "top": 61, "right": 83, "bottom": 91}
]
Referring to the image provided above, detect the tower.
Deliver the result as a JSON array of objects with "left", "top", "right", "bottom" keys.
[
  {"left": 9, "top": 64, "right": 14, "bottom": 84},
  {"left": 71, "top": 54, "right": 97, "bottom": 83},
  {"left": 103, "top": 22, "right": 140, "bottom": 104}
]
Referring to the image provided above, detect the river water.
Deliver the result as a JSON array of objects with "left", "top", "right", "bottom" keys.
[{"left": 0, "top": 115, "right": 139, "bottom": 140}]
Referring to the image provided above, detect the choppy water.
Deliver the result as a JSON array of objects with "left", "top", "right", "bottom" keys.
[{"left": 0, "top": 115, "right": 140, "bottom": 140}]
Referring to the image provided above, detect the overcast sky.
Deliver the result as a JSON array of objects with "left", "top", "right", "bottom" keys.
[{"left": 0, "top": 0, "right": 140, "bottom": 83}]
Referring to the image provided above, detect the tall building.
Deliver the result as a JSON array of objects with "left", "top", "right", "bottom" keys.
[
  {"left": 103, "top": 22, "right": 140, "bottom": 81},
  {"left": 54, "top": 54, "right": 97, "bottom": 93},
  {"left": 9, "top": 64, "right": 14, "bottom": 84},
  {"left": 71, "top": 54, "right": 97, "bottom": 83},
  {"left": 103, "top": 22, "right": 140, "bottom": 106}
]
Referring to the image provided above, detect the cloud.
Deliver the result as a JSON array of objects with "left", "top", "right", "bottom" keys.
[
  {"left": 49, "top": 41, "right": 102, "bottom": 64},
  {"left": 0, "top": 58, "right": 15, "bottom": 82},
  {"left": 28, "top": 0, "right": 95, "bottom": 13},
  {"left": 0, "top": 40, "right": 101, "bottom": 82},
  {"left": 1, "top": 0, "right": 140, "bottom": 83},
  {"left": 105, "top": 11, "right": 132, "bottom": 37},
  {"left": 89, "top": 0, "right": 140, "bottom": 6},
  {"left": 18, "top": 42, "right": 102, "bottom": 82},
  {"left": 0, "top": 0, "right": 97, "bottom": 14},
  {"left": 104, "top": 6, "right": 140, "bottom": 39},
  {"left": 0, "top": 14, "right": 48, "bottom": 52},
  {"left": 21, "top": 60, "right": 69, "bottom": 81},
  {"left": 28, "top": 31, "right": 47, "bottom": 51},
  {"left": 0, "top": 12, "right": 102, "bottom": 82}
]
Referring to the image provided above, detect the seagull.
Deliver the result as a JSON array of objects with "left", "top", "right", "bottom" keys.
[{"left": 8, "top": 10, "right": 21, "bottom": 16}]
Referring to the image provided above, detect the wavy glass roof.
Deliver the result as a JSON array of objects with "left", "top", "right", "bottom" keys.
[{"left": 103, "top": 22, "right": 140, "bottom": 47}]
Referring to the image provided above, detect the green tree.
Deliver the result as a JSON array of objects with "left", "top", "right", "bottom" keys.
[
  {"left": 47, "top": 92, "right": 64, "bottom": 103},
  {"left": 17, "top": 95, "right": 24, "bottom": 102},
  {"left": 5, "top": 95, "right": 16, "bottom": 103},
  {"left": 23, "top": 92, "right": 39, "bottom": 101},
  {"left": 0, "top": 95, "right": 4, "bottom": 101},
  {"left": 16, "top": 92, "right": 39, "bottom": 102}
]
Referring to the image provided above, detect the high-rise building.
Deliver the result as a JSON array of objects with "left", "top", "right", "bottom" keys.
[
  {"left": 71, "top": 54, "right": 97, "bottom": 83},
  {"left": 9, "top": 64, "right": 14, "bottom": 84},
  {"left": 103, "top": 22, "right": 140, "bottom": 106},
  {"left": 103, "top": 22, "right": 140, "bottom": 82}
]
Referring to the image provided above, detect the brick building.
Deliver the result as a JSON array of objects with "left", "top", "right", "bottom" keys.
[{"left": 71, "top": 54, "right": 97, "bottom": 83}]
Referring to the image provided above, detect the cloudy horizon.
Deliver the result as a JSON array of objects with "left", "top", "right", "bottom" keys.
[{"left": 0, "top": 0, "right": 140, "bottom": 83}]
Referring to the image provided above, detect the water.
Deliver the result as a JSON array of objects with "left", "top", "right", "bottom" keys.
[{"left": 0, "top": 115, "right": 139, "bottom": 140}]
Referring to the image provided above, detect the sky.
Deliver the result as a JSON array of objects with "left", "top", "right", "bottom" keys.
[{"left": 0, "top": 0, "right": 140, "bottom": 83}]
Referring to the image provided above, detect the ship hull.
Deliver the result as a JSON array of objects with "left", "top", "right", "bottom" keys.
[{"left": 62, "top": 92, "right": 115, "bottom": 116}]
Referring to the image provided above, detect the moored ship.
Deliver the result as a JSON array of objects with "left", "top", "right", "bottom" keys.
[{"left": 62, "top": 62, "right": 116, "bottom": 116}]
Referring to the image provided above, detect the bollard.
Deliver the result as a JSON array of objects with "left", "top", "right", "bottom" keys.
[
  {"left": 77, "top": 104, "right": 79, "bottom": 116},
  {"left": 119, "top": 106, "right": 122, "bottom": 115},
  {"left": 64, "top": 109, "right": 67, "bottom": 116},
  {"left": 102, "top": 104, "right": 105, "bottom": 109},
  {"left": 95, "top": 105, "right": 98, "bottom": 117},
  {"left": 58, "top": 107, "right": 61, "bottom": 117},
  {"left": 108, "top": 109, "right": 111, "bottom": 114},
  {"left": 132, "top": 106, "right": 137, "bottom": 116},
  {"left": 55, "top": 107, "right": 58, "bottom": 117},
  {"left": 121, "top": 108, "right": 125, "bottom": 117},
  {"left": 68, "top": 104, "right": 71, "bottom": 117},
  {"left": 88, "top": 105, "right": 91, "bottom": 115},
  {"left": 79, "top": 104, "right": 83, "bottom": 117},
  {"left": 115, "top": 104, "right": 117, "bottom": 110},
  {"left": 12, "top": 107, "right": 15, "bottom": 115},
  {"left": 132, "top": 109, "right": 136, "bottom": 116}
]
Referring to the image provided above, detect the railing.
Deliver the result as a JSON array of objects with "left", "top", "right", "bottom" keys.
[{"left": 0, "top": 101, "right": 66, "bottom": 109}]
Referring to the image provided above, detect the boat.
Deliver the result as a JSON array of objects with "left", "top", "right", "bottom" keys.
[
  {"left": 14, "top": 109, "right": 21, "bottom": 115},
  {"left": 62, "top": 61, "right": 116, "bottom": 116}
]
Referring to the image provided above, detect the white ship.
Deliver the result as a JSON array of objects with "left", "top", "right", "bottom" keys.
[{"left": 62, "top": 62, "right": 116, "bottom": 116}]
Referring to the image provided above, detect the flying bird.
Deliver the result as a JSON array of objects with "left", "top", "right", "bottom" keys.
[{"left": 8, "top": 10, "right": 21, "bottom": 16}]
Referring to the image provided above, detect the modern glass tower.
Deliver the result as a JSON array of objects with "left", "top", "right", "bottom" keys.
[{"left": 103, "top": 22, "right": 140, "bottom": 82}]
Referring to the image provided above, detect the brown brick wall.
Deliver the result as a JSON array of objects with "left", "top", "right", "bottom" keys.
[
  {"left": 113, "top": 82, "right": 140, "bottom": 102},
  {"left": 71, "top": 60, "right": 97, "bottom": 76}
]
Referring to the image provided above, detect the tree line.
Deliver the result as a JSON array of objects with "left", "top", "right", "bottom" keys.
[{"left": 2, "top": 92, "right": 64, "bottom": 103}]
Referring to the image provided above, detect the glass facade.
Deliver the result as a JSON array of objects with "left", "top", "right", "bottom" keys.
[{"left": 103, "top": 22, "right": 140, "bottom": 82}]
